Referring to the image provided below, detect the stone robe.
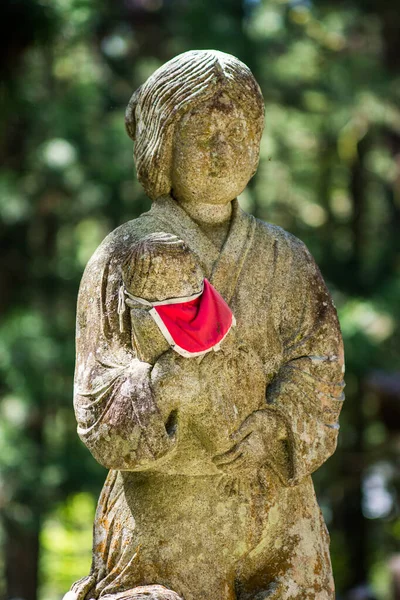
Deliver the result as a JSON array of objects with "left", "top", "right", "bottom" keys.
[{"left": 69, "top": 196, "right": 344, "bottom": 600}]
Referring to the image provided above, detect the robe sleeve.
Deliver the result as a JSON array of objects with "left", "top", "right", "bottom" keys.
[
  {"left": 265, "top": 233, "right": 345, "bottom": 486},
  {"left": 73, "top": 231, "right": 175, "bottom": 471}
]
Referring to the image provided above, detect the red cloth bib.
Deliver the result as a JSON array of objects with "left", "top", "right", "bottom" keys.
[{"left": 150, "top": 279, "right": 234, "bottom": 357}]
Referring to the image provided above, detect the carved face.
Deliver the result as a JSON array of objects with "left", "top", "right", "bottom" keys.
[{"left": 170, "top": 92, "right": 262, "bottom": 206}]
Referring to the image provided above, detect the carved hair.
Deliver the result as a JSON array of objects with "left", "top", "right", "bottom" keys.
[{"left": 125, "top": 50, "right": 265, "bottom": 200}]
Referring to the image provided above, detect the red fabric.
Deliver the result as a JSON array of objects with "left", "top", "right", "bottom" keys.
[{"left": 154, "top": 279, "right": 233, "bottom": 355}]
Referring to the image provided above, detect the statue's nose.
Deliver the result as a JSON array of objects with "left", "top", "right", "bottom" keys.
[{"left": 210, "top": 132, "right": 230, "bottom": 160}]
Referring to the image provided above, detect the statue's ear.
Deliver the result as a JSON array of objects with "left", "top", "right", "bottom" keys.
[{"left": 125, "top": 85, "right": 142, "bottom": 141}]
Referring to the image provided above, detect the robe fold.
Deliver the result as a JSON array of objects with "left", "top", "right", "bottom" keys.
[{"left": 71, "top": 196, "right": 344, "bottom": 600}]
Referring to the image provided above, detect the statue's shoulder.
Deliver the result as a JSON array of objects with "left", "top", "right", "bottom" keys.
[
  {"left": 252, "top": 216, "right": 309, "bottom": 258},
  {"left": 80, "top": 211, "right": 155, "bottom": 287},
  {"left": 86, "top": 212, "right": 154, "bottom": 268}
]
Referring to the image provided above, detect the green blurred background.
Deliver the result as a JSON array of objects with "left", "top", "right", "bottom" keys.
[{"left": 1, "top": 0, "right": 400, "bottom": 598}]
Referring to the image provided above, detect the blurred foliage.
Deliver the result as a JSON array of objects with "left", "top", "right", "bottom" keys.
[
  {"left": 1, "top": 0, "right": 400, "bottom": 599},
  {"left": 40, "top": 493, "right": 95, "bottom": 600}
]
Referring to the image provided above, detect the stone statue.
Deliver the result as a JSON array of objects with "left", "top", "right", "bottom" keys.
[{"left": 65, "top": 50, "right": 345, "bottom": 600}]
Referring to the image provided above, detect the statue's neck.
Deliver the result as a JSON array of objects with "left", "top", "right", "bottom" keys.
[
  {"left": 178, "top": 201, "right": 232, "bottom": 250},
  {"left": 178, "top": 200, "right": 232, "bottom": 226}
]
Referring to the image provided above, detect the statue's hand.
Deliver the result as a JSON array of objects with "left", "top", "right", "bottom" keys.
[
  {"left": 212, "top": 409, "right": 285, "bottom": 477},
  {"left": 133, "top": 410, "right": 178, "bottom": 468},
  {"left": 150, "top": 351, "right": 200, "bottom": 419}
]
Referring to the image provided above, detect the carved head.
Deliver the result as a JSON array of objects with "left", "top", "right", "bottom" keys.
[
  {"left": 125, "top": 50, "right": 265, "bottom": 203},
  {"left": 122, "top": 232, "right": 203, "bottom": 302}
]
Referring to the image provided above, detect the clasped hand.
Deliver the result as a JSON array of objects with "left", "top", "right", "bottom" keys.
[{"left": 213, "top": 409, "right": 285, "bottom": 477}]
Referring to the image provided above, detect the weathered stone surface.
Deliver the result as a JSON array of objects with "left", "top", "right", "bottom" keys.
[{"left": 65, "top": 50, "right": 345, "bottom": 600}]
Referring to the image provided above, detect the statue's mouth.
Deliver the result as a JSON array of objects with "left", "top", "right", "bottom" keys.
[{"left": 208, "top": 166, "right": 231, "bottom": 178}]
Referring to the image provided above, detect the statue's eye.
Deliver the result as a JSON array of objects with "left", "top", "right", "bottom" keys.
[
  {"left": 195, "top": 131, "right": 213, "bottom": 147},
  {"left": 228, "top": 122, "right": 246, "bottom": 142}
]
